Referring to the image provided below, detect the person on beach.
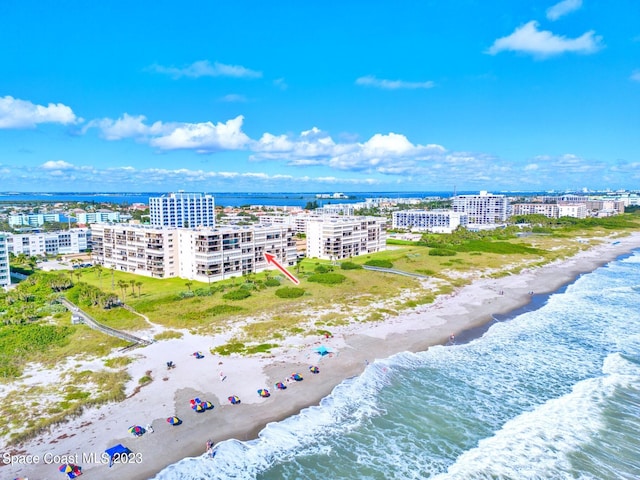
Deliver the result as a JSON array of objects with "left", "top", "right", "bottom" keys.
[
  {"left": 146, "top": 423, "right": 154, "bottom": 433},
  {"left": 206, "top": 440, "right": 215, "bottom": 457}
]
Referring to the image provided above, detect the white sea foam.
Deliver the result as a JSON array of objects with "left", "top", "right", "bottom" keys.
[{"left": 432, "top": 353, "right": 640, "bottom": 479}]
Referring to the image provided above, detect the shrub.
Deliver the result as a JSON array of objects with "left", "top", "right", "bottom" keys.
[
  {"left": 364, "top": 259, "right": 393, "bottom": 268},
  {"left": 275, "top": 287, "right": 306, "bottom": 298},
  {"left": 264, "top": 278, "right": 281, "bottom": 287},
  {"left": 194, "top": 288, "right": 212, "bottom": 297},
  {"left": 340, "top": 261, "right": 362, "bottom": 270},
  {"left": 204, "top": 305, "right": 245, "bottom": 316},
  {"left": 314, "top": 265, "right": 330, "bottom": 273},
  {"left": 428, "top": 248, "right": 457, "bottom": 256},
  {"left": 307, "top": 273, "right": 346, "bottom": 285},
  {"left": 222, "top": 289, "right": 251, "bottom": 300}
]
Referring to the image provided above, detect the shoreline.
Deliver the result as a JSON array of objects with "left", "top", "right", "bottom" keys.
[{"left": 4, "top": 233, "right": 640, "bottom": 480}]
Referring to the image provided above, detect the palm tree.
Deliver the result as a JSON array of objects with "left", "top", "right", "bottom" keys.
[
  {"left": 185, "top": 281, "right": 193, "bottom": 292},
  {"left": 117, "top": 280, "right": 128, "bottom": 301},
  {"left": 93, "top": 264, "right": 103, "bottom": 289},
  {"left": 129, "top": 279, "right": 136, "bottom": 295},
  {"left": 136, "top": 281, "right": 143, "bottom": 297},
  {"left": 111, "top": 265, "right": 116, "bottom": 289}
]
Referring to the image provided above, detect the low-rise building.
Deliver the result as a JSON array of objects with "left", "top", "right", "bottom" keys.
[
  {"left": 76, "top": 211, "right": 121, "bottom": 224},
  {"left": 306, "top": 216, "right": 386, "bottom": 260},
  {"left": 392, "top": 209, "right": 468, "bottom": 233},
  {"left": 558, "top": 203, "right": 587, "bottom": 219},
  {"left": 9, "top": 213, "right": 62, "bottom": 227},
  {"left": 511, "top": 203, "right": 560, "bottom": 218},
  {"left": 5, "top": 229, "right": 90, "bottom": 256}
]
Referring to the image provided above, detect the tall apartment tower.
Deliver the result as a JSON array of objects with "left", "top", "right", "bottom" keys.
[
  {"left": 149, "top": 192, "right": 216, "bottom": 228},
  {"left": 0, "top": 233, "right": 10, "bottom": 289},
  {"left": 452, "top": 191, "right": 508, "bottom": 224}
]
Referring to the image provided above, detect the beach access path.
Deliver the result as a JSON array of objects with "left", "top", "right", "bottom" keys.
[{"left": 4, "top": 232, "right": 640, "bottom": 480}]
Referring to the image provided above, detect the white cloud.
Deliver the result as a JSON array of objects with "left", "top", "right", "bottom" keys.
[
  {"left": 84, "top": 114, "right": 250, "bottom": 153},
  {"left": 83, "top": 113, "right": 171, "bottom": 140},
  {"left": 355, "top": 75, "right": 435, "bottom": 90},
  {"left": 631, "top": 70, "right": 640, "bottom": 82},
  {"left": 486, "top": 21, "right": 603, "bottom": 57},
  {"left": 0, "top": 96, "right": 78, "bottom": 129},
  {"left": 546, "top": 0, "right": 583, "bottom": 21},
  {"left": 148, "top": 60, "right": 262, "bottom": 79},
  {"left": 524, "top": 163, "right": 539, "bottom": 171},
  {"left": 149, "top": 116, "right": 251, "bottom": 152},
  {"left": 252, "top": 128, "right": 449, "bottom": 174},
  {"left": 41, "top": 160, "right": 75, "bottom": 170}
]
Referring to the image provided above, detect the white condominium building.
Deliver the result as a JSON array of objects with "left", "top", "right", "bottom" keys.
[
  {"left": 178, "top": 225, "right": 297, "bottom": 282},
  {"left": 392, "top": 210, "right": 469, "bottom": 233},
  {"left": 306, "top": 216, "right": 386, "bottom": 260},
  {"left": 5, "top": 229, "right": 90, "bottom": 256},
  {"left": 76, "top": 211, "right": 121, "bottom": 224},
  {"left": 511, "top": 203, "right": 560, "bottom": 218},
  {"left": 558, "top": 203, "right": 587, "bottom": 219},
  {"left": 9, "top": 213, "right": 62, "bottom": 227},
  {"left": 149, "top": 192, "right": 216, "bottom": 228},
  {"left": 0, "top": 234, "right": 10, "bottom": 288},
  {"left": 452, "top": 191, "right": 508, "bottom": 224},
  {"left": 317, "top": 204, "right": 356, "bottom": 216},
  {"left": 90, "top": 223, "right": 297, "bottom": 282},
  {"left": 91, "top": 224, "right": 179, "bottom": 279}
]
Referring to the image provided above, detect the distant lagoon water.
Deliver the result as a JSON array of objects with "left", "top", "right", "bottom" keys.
[{"left": 0, "top": 191, "right": 544, "bottom": 208}]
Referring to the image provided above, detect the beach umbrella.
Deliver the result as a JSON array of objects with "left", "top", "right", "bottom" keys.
[
  {"left": 314, "top": 345, "right": 331, "bottom": 356},
  {"left": 189, "top": 398, "right": 196, "bottom": 406},
  {"left": 192, "top": 403, "right": 205, "bottom": 412},
  {"left": 59, "top": 464, "right": 74, "bottom": 473},
  {"left": 228, "top": 395, "right": 241, "bottom": 404},
  {"left": 309, "top": 366, "right": 320, "bottom": 374},
  {"left": 201, "top": 400, "right": 214, "bottom": 410},
  {"left": 166, "top": 416, "right": 182, "bottom": 425},
  {"left": 257, "top": 388, "right": 270, "bottom": 398},
  {"left": 291, "top": 373, "right": 303, "bottom": 381},
  {"left": 275, "top": 382, "right": 287, "bottom": 390},
  {"left": 194, "top": 397, "right": 202, "bottom": 404},
  {"left": 128, "top": 425, "right": 144, "bottom": 436}
]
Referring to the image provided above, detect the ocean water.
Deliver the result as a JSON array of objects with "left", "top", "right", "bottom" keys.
[{"left": 153, "top": 251, "right": 640, "bottom": 480}]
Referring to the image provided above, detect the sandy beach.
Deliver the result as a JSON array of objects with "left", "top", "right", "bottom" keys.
[{"left": 3, "top": 232, "right": 640, "bottom": 480}]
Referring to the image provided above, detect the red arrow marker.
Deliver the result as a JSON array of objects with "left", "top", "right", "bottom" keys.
[{"left": 264, "top": 252, "right": 300, "bottom": 285}]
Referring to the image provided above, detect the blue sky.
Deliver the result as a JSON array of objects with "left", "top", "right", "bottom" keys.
[{"left": 1, "top": 0, "right": 638, "bottom": 193}]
